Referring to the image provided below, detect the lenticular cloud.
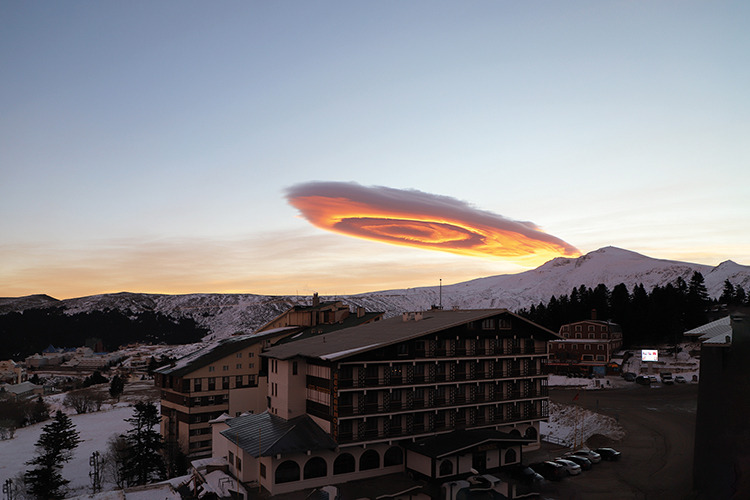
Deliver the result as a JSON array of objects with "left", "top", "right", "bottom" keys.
[{"left": 285, "top": 182, "right": 580, "bottom": 263}]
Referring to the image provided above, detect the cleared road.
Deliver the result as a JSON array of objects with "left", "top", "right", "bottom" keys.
[{"left": 526, "top": 382, "right": 698, "bottom": 500}]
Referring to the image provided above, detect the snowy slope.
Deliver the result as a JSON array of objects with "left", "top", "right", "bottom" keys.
[{"left": 2, "top": 247, "right": 749, "bottom": 340}]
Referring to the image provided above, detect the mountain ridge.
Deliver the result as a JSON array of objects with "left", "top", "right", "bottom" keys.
[{"left": 2, "top": 247, "right": 748, "bottom": 340}]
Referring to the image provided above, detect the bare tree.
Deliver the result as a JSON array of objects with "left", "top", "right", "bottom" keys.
[{"left": 102, "top": 434, "right": 129, "bottom": 489}]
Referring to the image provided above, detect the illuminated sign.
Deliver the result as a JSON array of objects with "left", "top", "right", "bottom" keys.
[{"left": 641, "top": 349, "right": 658, "bottom": 362}]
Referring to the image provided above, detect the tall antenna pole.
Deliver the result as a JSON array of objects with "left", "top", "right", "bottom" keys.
[{"left": 439, "top": 279, "right": 442, "bottom": 309}]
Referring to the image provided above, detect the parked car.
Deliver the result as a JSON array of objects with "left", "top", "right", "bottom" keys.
[
  {"left": 636, "top": 375, "right": 651, "bottom": 385},
  {"left": 674, "top": 375, "right": 687, "bottom": 383},
  {"left": 622, "top": 372, "right": 637, "bottom": 382},
  {"left": 562, "top": 454, "right": 592, "bottom": 470},
  {"left": 529, "top": 461, "right": 567, "bottom": 481},
  {"left": 660, "top": 372, "right": 674, "bottom": 384},
  {"left": 504, "top": 464, "right": 544, "bottom": 484},
  {"left": 567, "top": 449, "right": 602, "bottom": 464},
  {"left": 649, "top": 375, "right": 659, "bottom": 384},
  {"left": 553, "top": 458, "right": 582, "bottom": 475},
  {"left": 595, "top": 447, "right": 622, "bottom": 461}
]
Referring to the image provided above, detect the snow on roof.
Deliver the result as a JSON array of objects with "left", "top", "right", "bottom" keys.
[
  {"left": 319, "top": 343, "right": 382, "bottom": 360},
  {"left": 703, "top": 331, "right": 732, "bottom": 346},
  {"left": 155, "top": 327, "right": 297, "bottom": 376},
  {"left": 191, "top": 456, "right": 228, "bottom": 471},
  {"left": 202, "top": 470, "right": 242, "bottom": 498},
  {"left": 683, "top": 316, "right": 730, "bottom": 339}
]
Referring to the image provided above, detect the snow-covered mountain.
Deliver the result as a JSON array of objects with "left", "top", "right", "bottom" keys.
[{"left": 2, "top": 247, "right": 748, "bottom": 339}]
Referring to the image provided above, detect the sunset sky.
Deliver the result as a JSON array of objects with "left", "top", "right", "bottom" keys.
[{"left": 2, "top": 1, "right": 749, "bottom": 299}]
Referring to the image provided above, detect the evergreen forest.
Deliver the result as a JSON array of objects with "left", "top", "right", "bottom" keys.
[
  {"left": 516, "top": 273, "right": 748, "bottom": 346},
  {"left": 0, "top": 309, "right": 207, "bottom": 360}
]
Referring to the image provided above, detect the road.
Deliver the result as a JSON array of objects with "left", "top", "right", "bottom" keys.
[{"left": 526, "top": 382, "right": 699, "bottom": 500}]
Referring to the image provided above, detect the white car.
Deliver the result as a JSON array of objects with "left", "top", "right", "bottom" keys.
[
  {"left": 554, "top": 458, "right": 582, "bottom": 475},
  {"left": 568, "top": 449, "right": 602, "bottom": 464}
]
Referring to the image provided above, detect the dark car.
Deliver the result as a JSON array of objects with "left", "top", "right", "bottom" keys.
[
  {"left": 562, "top": 454, "right": 593, "bottom": 470},
  {"left": 623, "top": 372, "right": 637, "bottom": 382},
  {"left": 635, "top": 375, "right": 651, "bottom": 385},
  {"left": 504, "top": 464, "right": 544, "bottom": 484},
  {"left": 529, "top": 461, "right": 567, "bottom": 481},
  {"left": 595, "top": 447, "right": 622, "bottom": 461}
]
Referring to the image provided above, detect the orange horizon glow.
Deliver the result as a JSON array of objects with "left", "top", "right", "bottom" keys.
[{"left": 287, "top": 184, "right": 581, "bottom": 266}]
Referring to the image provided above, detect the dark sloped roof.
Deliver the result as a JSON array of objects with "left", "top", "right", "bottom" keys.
[
  {"left": 155, "top": 328, "right": 297, "bottom": 377},
  {"left": 220, "top": 411, "right": 337, "bottom": 458},
  {"left": 274, "top": 311, "right": 384, "bottom": 345},
  {"left": 264, "top": 309, "right": 559, "bottom": 362},
  {"left": 404, "top": 429, "right": 532, "bottom": 459}
]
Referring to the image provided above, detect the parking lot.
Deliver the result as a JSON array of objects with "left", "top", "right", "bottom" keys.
[{"left": 525, "top": 382, "right": 699, "bottom": 499}]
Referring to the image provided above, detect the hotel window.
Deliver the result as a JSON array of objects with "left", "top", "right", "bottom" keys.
[
  {"left": 598, "top": 345, "right": 605, "bottom": 350},
  {"left": 223, "top": 365, "right": 229, "bottom": 371},
  {"left": 236, "top": 375, "right": 243, "bottom": 387},
  {"left": 236, "top": 352, "right": 242, "bottom": 358},
  {"left": 575, "top": 333, "right": 582, "bottom": 339},
  {"left": 193, "top": 379, "right": 202, "bottom": 392},
  {"left": 236, "top": 363, "right": 242, "bottom": 369},
  {"left": 482, "top": 319, "right": 495, "bottom": 330},
  {"left": 292, "top": 361, "right": 298, "bottom": 375},
  {"left": 575, "top": 325, "right": 582, "bottom": 332},
  {"left": 596, "top": 355, "right": 605, "bottom": 361},
  {"left": 260, "top": 463, "right": 266, "bottom": 478},
  {"left": 249, "top": 352, "right": 255, "bottom": 358},
  {"left": 588, "top": 325, "right": 595, "bottom": 332},
  {"left": 208, "top": 366, "right": 215, "bottom": 373},
  {"left": 585, "top": 345, "right": 590, "bottom": 350},
  {"left": 589, "top": 333, "right": 595, "bottom": 339},
  {"left": 207, "top": 378, "right": 216, "bottom": 391}
]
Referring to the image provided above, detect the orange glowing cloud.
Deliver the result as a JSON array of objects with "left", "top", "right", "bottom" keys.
[{"left": 286, "top": 182, "right": 581, "bottom": 265}]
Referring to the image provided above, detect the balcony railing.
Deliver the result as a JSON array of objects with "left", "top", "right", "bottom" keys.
[
  {"left": 338, "top": 365, "right": 545, "bottom": 390},
  {"left": 335, "top": 408, "right": 549, "bottom": 444},
  {"left": 336, "top": 389, "right": 548, "bottom": 417}
]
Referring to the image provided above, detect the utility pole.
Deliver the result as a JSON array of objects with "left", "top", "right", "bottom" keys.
[
  {"left": 89, "top": 451, "right": 102, "bottom": 494},
  {"left": 2, "top": 478, "right": 13, "bottom": 500}
]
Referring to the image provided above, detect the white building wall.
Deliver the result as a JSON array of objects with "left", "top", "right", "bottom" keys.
[
  {"left": 406, "top": 450, "right": 432, "bottom": 476},
  {"left": 268, "top": 358, "right": 308, "bottom": 420},
  {"left": 263, "top": 443, "right": 405, "bottom": 496}
]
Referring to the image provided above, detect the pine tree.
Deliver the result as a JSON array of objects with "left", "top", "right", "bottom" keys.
[
  {"left": 687, "top": 271, "right": 710, "bottom": 328},
  {"left": 720, "top": 279, "right": 735, "bottom": 304},
  {"left": 24, "top": 410, "right": 81, "bottom": 499},
  {"left": 109, "top": 374, "right": 125, "bottom": 401},
  {"left": 121, "top": 401, "right": 166, "bottom": 486}
]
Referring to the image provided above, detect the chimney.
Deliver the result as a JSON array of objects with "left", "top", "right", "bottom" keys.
[
  {"left": 357, "top": 306, "right": 365, "bottom": 318},
  {"left": 402, "top": 312, "right": 409, "bottom": 322},
  {"left": 591, "top": 309, "right": 597, "bottom": 321},
  {"left": 312, "top": 293, "right": 320, "bottom": 307}
]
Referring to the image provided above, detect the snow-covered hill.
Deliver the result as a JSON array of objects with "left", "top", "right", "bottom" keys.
[{"left": 2, "top": 247, "right": 748, "bottom": 340}]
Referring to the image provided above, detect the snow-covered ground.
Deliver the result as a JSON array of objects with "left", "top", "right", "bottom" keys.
[
  {"left": 0, "top": 380, "right": 159, "bottom": 498},
  {"left": 541, "top": 401, "right": 625, "bottom": 448}
]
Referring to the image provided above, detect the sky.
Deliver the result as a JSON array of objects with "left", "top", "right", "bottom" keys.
[{"left": 2, "top": 1, "right": 749, "bottom": 300}]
